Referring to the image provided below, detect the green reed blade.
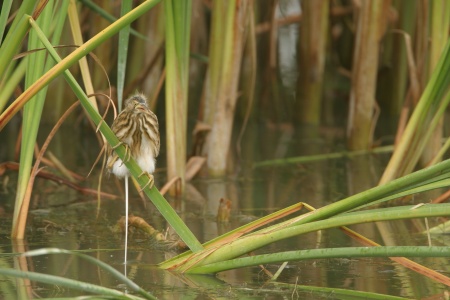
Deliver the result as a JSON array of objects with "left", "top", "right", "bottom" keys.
[
  {"left": 117, "top": 1, "right": 132, "bottom": 110},
  {"left": 23, "top": 248, "right": 156, "bottom": 299},
  {"left": 0, "top": 1, "right": 34, "bottom": 79},
  {"left": 0, "top": 59, "right": 27, "bottom": 112},
  {"left": 0, "top": 0, "right": 13, "bottom": 44},
  {"left": 0, "top": 268, "right": 147, "bottom": 299},
  {"left": 12, "top": 0, "right": 55, "bottom": 239},
  {"left": 380, "top": 39, "right": 450, "bottom": 183},
  {"left": 189, "top": 246, "right": 450, "bottom": 274},
  {"left": 79, "top": 0, "right": 148, "bottom": 40}
]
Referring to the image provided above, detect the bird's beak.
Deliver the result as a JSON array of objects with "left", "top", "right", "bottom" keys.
[{"left": 134, "top": 102, "right": 146, "bottom": 111}]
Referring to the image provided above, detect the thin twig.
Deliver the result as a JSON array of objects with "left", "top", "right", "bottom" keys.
[{"left": 0, "top": 162, "right": 118, "bottom": 200}]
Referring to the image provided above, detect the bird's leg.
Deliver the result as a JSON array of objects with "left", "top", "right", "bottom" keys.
[
  {"left": 112, "top": 142, "right": 132, "bottom": 165},
  {"left": 138, "top": 172, "right": 154, "bottom": 191}
]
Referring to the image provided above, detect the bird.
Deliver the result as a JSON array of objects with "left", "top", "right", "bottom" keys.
[
  {"left": 106, "top": 93, "right": 160, "bottom": 189},
  {"left": 106, "top": 93, "right": 160, "bottom": 267}
]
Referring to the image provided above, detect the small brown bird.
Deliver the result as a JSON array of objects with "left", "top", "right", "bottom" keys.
[
  {"left": 106, "top": 93, "right": 160, "bottom": 189},
  {"left": 107, "top": 93, "right": 159, "bottom": 267}
]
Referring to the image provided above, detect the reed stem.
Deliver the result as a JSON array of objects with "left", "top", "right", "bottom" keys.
[
  {"left": 164, "top": 0, "right": 191, "bottom": 194},
  {"left": 347, "top": 0, "right": 390, "bottom": 150},
  {"left": 296, "top": 0, "right": 329, "bottom": 125},
  {"left": 203, "top": 0, "right": 249, "bottom": 176}
]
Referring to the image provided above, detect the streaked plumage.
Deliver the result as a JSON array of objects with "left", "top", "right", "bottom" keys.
[{"left": 106, "top": 93, "right": 160, "bottom": 184}]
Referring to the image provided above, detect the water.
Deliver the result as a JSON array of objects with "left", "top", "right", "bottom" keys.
[{"left": 1, "top": 121, "right": 449, "bottom": 299}]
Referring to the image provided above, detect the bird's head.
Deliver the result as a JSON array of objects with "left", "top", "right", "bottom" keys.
[{"left": 124, "top": 93, "right": 148, "bottom": 111}]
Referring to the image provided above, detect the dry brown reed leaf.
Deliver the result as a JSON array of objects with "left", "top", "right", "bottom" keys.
[
  {"left": 206, "top": 202, "right": 306, "bottom": 250},
  {"left": 192, "top": 121, "right": 211, "bottom": 135},
  {"left": 431, "top": 190, "right": 450, "bottom": 204},
  {"left": 32, "top": 0, "right": 50, "bottom": 21},
  {"left": 185, "top": 156, "right": 206, "bottom": 181},
  {"left": 391, "top": 29, "right": 420, "bottom": 104},
  {"left": 190, "top": 121, "right": 211, "bottom": 157},
  {"left": 159, "top": 176, "right": 181, "bottom": 196}
]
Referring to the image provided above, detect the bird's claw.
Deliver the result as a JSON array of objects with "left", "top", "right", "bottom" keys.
[
  {"left": 112, "top": 142, "right": 132, "bottom": 164},
  {"left": 138, "top": 172, "right": 154, "bottom": 191}
]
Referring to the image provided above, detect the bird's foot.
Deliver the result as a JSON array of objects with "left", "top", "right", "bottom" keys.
[
  {"left": 138, "top": 172, "right": 154, "bottom": 191},
  {"left": 112, "top": 142, "right": 132, "bottom": 164}
]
